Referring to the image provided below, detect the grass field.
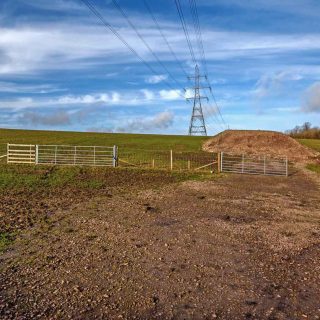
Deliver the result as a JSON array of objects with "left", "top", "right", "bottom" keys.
[
  {"left": 298, "top": 138, "right": 320, "bottom": 152},
  {"left": 297, "top": 139, "right": 320, "bottom": 174},
  {"left": 2, "top": 128, "right": 320, "bottom": 155},
  {"left": 306, "top": 163, "right": 320, "bottom": 174},
  {"left": 0, "top": 128, "right": 207, "bottom": 155}
]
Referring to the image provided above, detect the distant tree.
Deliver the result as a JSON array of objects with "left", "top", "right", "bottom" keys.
[
  {"left": 302, "top": 122, "right": 312, "bottom": 131},
  {"left": 286, "top": 123, "right": 320, "bottom": 139}
]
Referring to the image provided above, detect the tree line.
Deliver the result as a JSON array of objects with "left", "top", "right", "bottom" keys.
[{"left": 286, "top": 122, "right": 320, "bottom": 139}]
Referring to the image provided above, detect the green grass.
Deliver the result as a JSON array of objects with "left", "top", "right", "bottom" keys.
[
  {"left": 306, "top": 163, "right": 320, "bottom": 174},
  {"left": 298, "top": 139, "right": 320, "bottom": 152},
  {"left": 0, "top": 164, "right": 215, "bottom": 191},
  {"left": 0, "top": 232, "right": 15, "bottom": 253},
  {"left": 0, "top": 128, "right": 208, "bottom": 155}
]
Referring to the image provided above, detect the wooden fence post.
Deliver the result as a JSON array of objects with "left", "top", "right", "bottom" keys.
[
  {"left": 217, "top": 152, "right": 221, "bottom": 173},
  {"left": 170, "top": 150, "right": 173, "bottom": 171}
]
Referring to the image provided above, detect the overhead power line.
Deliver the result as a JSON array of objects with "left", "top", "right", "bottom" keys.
[
  {"left": 111, "top": 0, "right": 185, "bottom": 90},
  {"left": 80, "top": 0, "right": 185, "bottom": 98},
  {"left": 207, "top": 84, "right": 227, "bottom": 127},
  {"left": 188, "top": 0, "right": 228, "bottom": 129},
  {"left": 188, "top": 0, "right": 207, "bottom": 73},
  {"left": 174, "top": 0, "right": 197, "bottom": 65},
  {"left": 142, "top": 0, "right": 189, "bottom": 79},
  {"left": 173, "top": 0, "right": 227, "bottom": 131}
]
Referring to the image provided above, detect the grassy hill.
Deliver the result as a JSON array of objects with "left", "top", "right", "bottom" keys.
[
  {"left": 0, "top": 128, "right": 208, "bottom": 155},
  {"left": 1, "top": 128, "right": 319, "bottom": 157}
]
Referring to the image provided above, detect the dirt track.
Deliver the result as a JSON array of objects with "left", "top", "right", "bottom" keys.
[{"left": 1, "top": 170, "right": 320, "bottom": 319}]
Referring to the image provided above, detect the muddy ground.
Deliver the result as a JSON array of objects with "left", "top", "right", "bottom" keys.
[{"left": 1, "top": 169, "right": 320, "bottom": 319}]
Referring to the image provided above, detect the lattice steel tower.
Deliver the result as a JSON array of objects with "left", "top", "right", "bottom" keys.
[{"left": 187, "top": 65, "right": 208, "bottom": 136}]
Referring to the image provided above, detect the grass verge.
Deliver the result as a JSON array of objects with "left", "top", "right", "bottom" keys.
[
  {"left": 306, "top": 163, "right": 320, "bottom": 174},
  {"left": 298, "top": 139, "right": 320, "bottom": 152}
]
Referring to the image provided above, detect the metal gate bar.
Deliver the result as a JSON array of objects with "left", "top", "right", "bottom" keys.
[
  {"left": 7, "top": 144, "right": 35, "bottom": 164},
  {"left": 7, "top": 143, "right": 118, "bottom": 167},
  {"left": 221, "top": 152, "right": 288, "bottom": 176}
]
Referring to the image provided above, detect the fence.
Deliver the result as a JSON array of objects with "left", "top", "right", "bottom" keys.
[
  {"left": 118, "top": 149, "right": 217, "bottom": 172},
  {"left": 36, "top": 145, "right": 117, "bottom": 167},
  {"left": 220, "top": 152, "right": 288, "bottom": 176},
  {"left": 7, "top": 144, "right": 118, "bottom": 167},
  {"left": 7, "top": 144, "right": 35, "bottom": 164},
  {"left": 4, "top": 143, "right": 289, "bottom": 176}
]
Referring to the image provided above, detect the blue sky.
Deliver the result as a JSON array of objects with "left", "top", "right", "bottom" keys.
[{"left": 0, "top": 0, "right": 319, "bottom": 135}]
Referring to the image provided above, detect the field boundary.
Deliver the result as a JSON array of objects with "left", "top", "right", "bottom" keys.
[
  {"left": 7, "top": 143, "right": 118, "bottom": 167},
  {"left": 220, "top": 152, "right": 288, "bottom": 176},
  {"left": 5, "top": 143, "right": 289, "bottom": 176}
]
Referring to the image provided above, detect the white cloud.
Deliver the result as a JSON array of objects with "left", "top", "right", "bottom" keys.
[
  {"left": 0, "top": 82, "right": 64, "bottom": 94},
  {"left": 146, "top": 74, "right": 168, "bottom": 84},
  {"left": 303, "top": 82, "right": 320, "bottom": 113},
  {"left": 19, "top": 110, "right": 71, "bottom": 126},
  {"left": 253, "top": 71, "right": 303, "bottom": 98},
  {"left": 1, "top": 8, "right": 320, "bottom": 78},
  {"left": 0, "top": 88, "right": 186, "bottom": 111},
  {"left": 116, "top": 111, "right": 174, "bottom": 133},
  {"left": 159, "top": 89, "right": 181, "bottom": 100},
  {"left": 141, "top": 89, "right": 154, "bottom": 100}
]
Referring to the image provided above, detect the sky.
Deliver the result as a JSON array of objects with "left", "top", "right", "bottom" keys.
[{"left": 0, "top": 0, "right": 319, "bottom": 135}]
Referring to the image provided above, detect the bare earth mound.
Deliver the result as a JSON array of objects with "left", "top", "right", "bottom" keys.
[{"left": 203, "top": 130, "right": 318, "bottom": 162}]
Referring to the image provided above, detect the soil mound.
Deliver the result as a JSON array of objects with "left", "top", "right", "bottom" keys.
[{"left": 203, "top": 130, "right": 318, "bottom": 162}]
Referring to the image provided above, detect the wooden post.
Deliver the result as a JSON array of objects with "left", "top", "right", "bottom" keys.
[
  {"left": 113, "top": 145, "right": 118, "bottom": 167},
  {"left": 217, "top": 152, "right": 221, "bottom": 173},
  {"left": 188, "top": 160, "right": 191, "bottom": 170},
  {"left": 152, "top": 159, "right": 155, "bottom": 168},
  {"left": 285, "top": 157, "right": 288, "bottom": 177},
  {"left": 170, "top": 150, "right": 173, "bottom": 171}
]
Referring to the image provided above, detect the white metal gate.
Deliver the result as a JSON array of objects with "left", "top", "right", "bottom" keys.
[
  {"left": 7, "top": 144, "right": 36, "bottom": 164},
  {"left": 220, "top": 152, "right": 288, "bottom": 176},
  {"left": 7, "top": 144, "right": 118, "bottom": 167}
]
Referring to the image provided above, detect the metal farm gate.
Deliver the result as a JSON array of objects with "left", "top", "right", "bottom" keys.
[
  {"left": 220, "top": 152, "right": 288, "bottom": 176},
  {"left": 7, "top": 144, "right": 36, "bottom": 164},
  {"left": 7, "top": 144, "right": 118, "bottom": 167}
]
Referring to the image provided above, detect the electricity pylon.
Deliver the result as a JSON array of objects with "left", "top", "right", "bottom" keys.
[{"left": 187, "top": 65, "right": 209, "bottom": 136}]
